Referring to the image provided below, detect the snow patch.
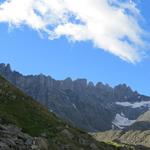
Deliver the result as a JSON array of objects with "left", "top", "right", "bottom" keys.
[
  {"left": 112, "top": 113, "right": 135, "bottom": 129},
  {"left": 50, "top": 109, "right": 53, "bottom": 112},
  {"left": 72, "top": 103, "right": 77, "bottom": 110},
  {"left": 116, "top": 101, "right": 150, "bottom": 108}
]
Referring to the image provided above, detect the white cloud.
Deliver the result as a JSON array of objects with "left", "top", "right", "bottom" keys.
[{"left": 0, "top": 0, "right": 146, "bottom": 63}]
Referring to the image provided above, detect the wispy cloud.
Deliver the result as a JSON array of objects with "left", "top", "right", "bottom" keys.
[{"left": 0, "top": 0, "right": 147, "bottom": 63}]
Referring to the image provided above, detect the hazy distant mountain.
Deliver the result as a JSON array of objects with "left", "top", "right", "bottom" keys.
[{"left": 0, "top": 63, "right": 150, "bottom": 132}]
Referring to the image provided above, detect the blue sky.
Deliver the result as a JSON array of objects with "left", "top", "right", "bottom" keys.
[{"left": 0, "top": 0, "right": 150, "bottom": 96}]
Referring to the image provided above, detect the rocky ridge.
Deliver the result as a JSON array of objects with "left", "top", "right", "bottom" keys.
[{"left": 0, "top": 63, "right": 150, "bottom": 132}]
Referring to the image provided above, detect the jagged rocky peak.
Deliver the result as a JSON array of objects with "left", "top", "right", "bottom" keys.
[
  {"left": 0, "top": 63, "right": 11, "bottom": 72},
  {"left": 96, "top": 82, "right": 104, "bottom": 88},
  {"left": 37, "top": 73, "right": 53, "bottom": 82},
  {"left": 0, "top": 63, "right": 148, "bottom": 101},
  {"left": 96, "top": 82, "right": 111, "bottom": 90},
  {"left": 95, "top": 82, "right": 113, "bottom": 95},
  {"left": 0, "top": 63, "right": 134, "bottom": 94},
  {"left": 88, "top": 81, "right": 94, "bottom": 87},
  {"left": 64, "top": 77, "right": 72, "bottom": 82},
  {"left": 60, "top": 77, "right": 73, "bottom": 90},
  {"left": 0, "top": 63, "right": 6, "bottom": 68},
  {"left": 72, "top": 79, "right": 88, "bottom": 91},
  {"left": 74, "top": 79, "right": 87, "bottom": 87},
  {"left": 114, "top": 84, "right": 132, "bottom": 92},
  {"left": 0, "top": 63, "right": 146, "bottom": 102},
  {"left": 113, "top": 84, "right": 137, "bottom": 100}
]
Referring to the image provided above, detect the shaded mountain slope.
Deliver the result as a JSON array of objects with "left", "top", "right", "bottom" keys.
[
  {"left": 128, "top": 110, "right": 150, "bottom": 131},
  {"left": 92, "top": 110, "right": 150, "bottom": 148},
  {"left": 0, "top": 75, "right": 144, "bottom": 150},
  {"left": 0, "top": 63, "right": 150, "bottom": 132},
  {"left": 92, "top": 109, "right": 150, "bottom": 148}
]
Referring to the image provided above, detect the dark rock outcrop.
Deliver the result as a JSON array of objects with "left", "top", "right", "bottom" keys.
[{"left": 0, "top": 121, "right": 48, "bottom": 150}]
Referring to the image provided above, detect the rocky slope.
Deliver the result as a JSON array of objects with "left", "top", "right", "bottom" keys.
[
  {"left": 0, "top": 120, "right": 48, "bottom": 150},
  {"left": 0, "top": 63, "right": 150, "bottom": 132},
  {"left": 92, "top": 129, "right": 150, "bottom": 149},
  {"left": 92, "top": 110, "right": 150, "bottom": 148},
  {"left": 128, "top": 110, "right": 150, "bottom": 131},
  {"left": 0, "top": 75, "right": 145, "bottom": 150}
]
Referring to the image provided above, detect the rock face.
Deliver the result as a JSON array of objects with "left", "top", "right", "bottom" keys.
[
  {"left": 0, "top": 120, "right": 48, "bottom": 150},
  {"left": 0, "top": 63, "right": 150, "bottom": 132}
]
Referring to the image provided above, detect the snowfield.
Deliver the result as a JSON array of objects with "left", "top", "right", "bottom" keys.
[
  {"left": 115, "top": 101, "right": 150, "bottom": 109},
  {"left": 112, "top": 113, "right": 136, "bottom": 129}
]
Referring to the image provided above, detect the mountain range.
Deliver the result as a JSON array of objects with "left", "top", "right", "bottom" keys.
[
  {"left": 0, "top": 63, "right": 150, "bottom": 132},
  {"left": 0, "top": 71, "right": 146, "bottom": 150}
]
